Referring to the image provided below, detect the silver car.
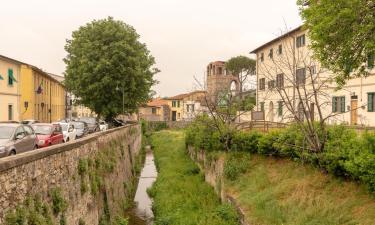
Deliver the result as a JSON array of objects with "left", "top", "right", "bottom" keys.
[{"left": 0, "top": 123, "right": 37, "bottom": 158}]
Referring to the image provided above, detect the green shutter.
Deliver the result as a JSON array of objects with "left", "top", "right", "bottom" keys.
[
  {"left": 260, "top": 102, "right": 265, "bottom": 111},
  {"left": 368, "top": 54, "right": 374, "bottom": 69},
  {"left": 341, "top": 96, "right": 345, "bottom": 113},
  {"left": 332, "top": 97, "right": 337, "bottom": 112},
  {"left": 278, "top": 101, "right": 283, "bottom": 116},
  {"left": 369, "top": 93, "right": 374, "bottom": 112},
  {"left": 0, "top": 74, "right": 3, "bottom": 80},
  {"left": 8, "top": 69, "right": 17, "bottom": 85}
]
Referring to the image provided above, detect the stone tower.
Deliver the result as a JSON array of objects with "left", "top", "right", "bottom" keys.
[{"left": 206, "top": 61, "right": 239, "bottom": 98}]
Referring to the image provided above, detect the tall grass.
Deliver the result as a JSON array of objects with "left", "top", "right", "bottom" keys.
[
  {"left": 226, "top": 154, "right": 375, "bottom": 225},
  {"left": 149, "top": 130, "right": 240, "bottom": 225}
]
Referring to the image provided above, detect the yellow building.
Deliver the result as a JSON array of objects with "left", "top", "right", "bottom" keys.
[
  {"left": 0, "top": 55, "right": 21, "bottom": 121},
  {"left": 166, "top": 93, "right": 186, "bottom": 121},
  {"left": 19, "top": 65, "right": 66, "bottom": 123}
]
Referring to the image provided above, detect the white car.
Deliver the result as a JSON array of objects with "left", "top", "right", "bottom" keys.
[
  {"left": 58, "top": 122, "right": 77, "bottom": 143},
  {"left": 99, "top": 121, "right": 108, "bottom": 131}
]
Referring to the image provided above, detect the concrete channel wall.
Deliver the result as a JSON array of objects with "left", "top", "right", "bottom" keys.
[
  {"left": 0, "top": 124, "right": 142, "bottom": 224},
  {"left": 188, "top": 146, "right": 249, "bottom": 225}
]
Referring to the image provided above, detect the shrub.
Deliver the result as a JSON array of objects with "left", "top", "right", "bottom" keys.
[
  {"left": 50, "top": 188, "right": 67, "bottom": 215},
  {"left": 224, "top": 152, "right": 251, "bottom": 181},
  {"left": 257, "top": 130, "right": 281, "bottom": 156},
  {"left": 231, "top": 131, "right": 261, "bottom": 153}
]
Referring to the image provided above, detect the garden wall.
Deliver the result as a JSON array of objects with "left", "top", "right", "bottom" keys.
[{"left": 0, "top": 124, "right": 142, "bottom": 224}]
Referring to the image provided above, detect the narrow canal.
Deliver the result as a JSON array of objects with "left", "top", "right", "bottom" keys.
[{"left": 126, "top": 146, "right": 157, "bottom": 225}]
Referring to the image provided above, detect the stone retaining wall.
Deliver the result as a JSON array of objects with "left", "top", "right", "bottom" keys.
[
  {"left": 188, "top": 146, "right": 249, "bottom": 225},
  {"left": 0, "top": 124, "right": 142, "bottom": 225}
]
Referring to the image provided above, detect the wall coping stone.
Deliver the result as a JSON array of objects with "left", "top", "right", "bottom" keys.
[{"left": 0, "top": 124, "right": 138, "bottom": 172}]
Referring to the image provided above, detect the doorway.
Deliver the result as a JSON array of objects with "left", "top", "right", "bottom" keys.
[{"left": 172, "top": 111, "right": 177, "bottom": 121}]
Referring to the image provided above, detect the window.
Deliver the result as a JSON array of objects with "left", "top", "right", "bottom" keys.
[
  {"left": 276, "top": 73, "right": 284, "bottom": 88},
  {"left": 8, "top": 69, "right": 15, "bottom": 86},
  {"left": 296, "top": 34, "right": 306, "bottom": 48},
  {"left": 187, "top": 104, "right": 195, "bottom": 112},
  {"left": 259, "top": 78, "right": 265, "bottom": 90},
  {"left": 218, "top": 67, "right": 223, "bottom": 75},
  {"left": 8, "top": 105, "right": 13, "bottom": 120},
  {"left": 260, "top": 53, "right": 264, "bottom": 62},
  {"left": 332, "top": 96, "right": 345, "bottom": 113},
  {"left": 278, "top": 101, "right": 283, "bottom": 116},
  {"left": 278, "top": 44, "right": 283, "bottom": 54},
  {"left": 151, "top": 107, "right": 157, "bottom": 115},
  {"left": 268, "top": 80, "right": 275, "bottom": 89},
  {"left": 296, "top": 68, "right": 306, "bottom": 85},
  {"left": 368, "top": 53, "right": 374, "bottom": 69},
  {"left": 172, "top": 101, "right": 176, "bottom": 107},
  {"left": 177, "top": 101, "right": 180, "bottom": 108},
  {"left": 269, "top": 49, "right": 273, "bottom": 59},
  {"left": 260, "top": 102, "right": 265, "bottom": 112},
  {"left": 23, "top": 126, "right": 34, "bottom": 135},
  {"left": 368, "top": 93, "right": 375, "bottom": 112}
]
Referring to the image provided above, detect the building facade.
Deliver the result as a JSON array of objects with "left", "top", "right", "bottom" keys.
[
  {"left": 0, "top": 56, "right": 21, "bottom": 121},
  {"left": 206, "top": 61, "right": 239, "bottom": 99},
  {"left": 20, "top": 65, "right": 65, "bottom": 123},
  {"left": 138, "top": 98, "right": 170, "bottom": 121},
  {"left": 181, "top": 91, "right": 207, "bottom": 121},
  {"left": 0, "top": 55, "right": 66, "bottom": 123},
  {"left": 251, "top": 26, "right": 375, "bottom": 126}
]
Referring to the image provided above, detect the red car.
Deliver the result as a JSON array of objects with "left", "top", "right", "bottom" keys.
[{"left": 31, "top": 123, "right": 64, "bottom": 148}]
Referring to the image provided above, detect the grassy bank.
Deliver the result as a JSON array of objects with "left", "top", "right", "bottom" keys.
[
  {"left": 148, "top": 130, "right": 240, "bottom": 225},
  {"left": 225, "top": 153, "right": 375, "bottom": 225}
]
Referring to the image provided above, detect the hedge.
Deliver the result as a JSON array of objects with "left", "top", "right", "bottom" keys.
[{"left": 185, "top": 116, "right": 375, "bottom": 193}]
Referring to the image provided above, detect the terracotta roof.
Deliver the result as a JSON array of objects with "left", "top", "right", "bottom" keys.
[
  {"left": 250, "top": 25, "right": 303, "bottom": 54},
  {"left": 147, "top": 98, "right": 169, "bottom": 107}
]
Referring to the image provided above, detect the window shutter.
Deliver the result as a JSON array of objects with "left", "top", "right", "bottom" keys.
[
  {"left": 369, "top": 93, "right": 374, "bottom": 112},
  {"left": 332, "top": 97, "right": 337, "bottom": 112},
  {"left": 341, "top": 96, "right": 345, "bottom": 113}
]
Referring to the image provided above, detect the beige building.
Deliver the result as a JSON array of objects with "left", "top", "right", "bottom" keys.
[
  {"left": 0, "top": 56, "right": 21, "bottom": 121},
  {"left": 251, "top": 26, "right": 375, "bottom": 126},
  {"left": 181, "top": 91, "right": 207, "bottom": 121},
  {"left": 138, "top": 98, "right": 170, "bottom": 121}
]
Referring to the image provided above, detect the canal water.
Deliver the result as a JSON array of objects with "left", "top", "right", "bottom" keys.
[{"left": 126, "top": 147, "right": 157, "bottom": 225}]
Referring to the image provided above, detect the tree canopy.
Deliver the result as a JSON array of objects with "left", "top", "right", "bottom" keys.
[
  {"left": 226, "top": 56, "right": 256, "bottom": 78},
  {"left": 64, "top": 17, "right": 158, "bottom": 119},
  {"left": 298, "top": 0, "right": 375, "bottom": 86}
]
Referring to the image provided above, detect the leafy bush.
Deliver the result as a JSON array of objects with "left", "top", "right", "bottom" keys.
[
  {"left": 231, "top": 131, "right": 261, "bottom": 153},
  {"left": 257, "top": 130, "right": 281, "bottom": 156}
]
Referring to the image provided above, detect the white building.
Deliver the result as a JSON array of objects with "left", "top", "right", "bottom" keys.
[{"left": 251, "top": 26, "right": 375, "bottom": 126}]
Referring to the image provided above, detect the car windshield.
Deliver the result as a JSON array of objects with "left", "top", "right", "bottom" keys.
[
  {"left": 80, "top": 117, "right": 95, "bottom": 124},
  {"left": 0, "top": 126, "right": 15, "bottom": 139},
  {"left": 71, "top": 122, "right": 84, "bottom": 129},
  {"left": 60, "top": 124, "right": 68, "bottom": 131},
  {"left": 32, "top": 125, "right": 52, "bottom": 135}
]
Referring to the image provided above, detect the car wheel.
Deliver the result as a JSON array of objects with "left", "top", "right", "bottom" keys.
[
  {"left": 9, "top": 150, "right": 16, "bottom": 156},
  {"left": 34, "top": 145, "right": 38, "bottom": 150},
  {"left": 66, "top": 138, "right": 70, "bottom": 142}
]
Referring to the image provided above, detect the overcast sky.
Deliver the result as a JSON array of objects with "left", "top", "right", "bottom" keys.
[{"left": 0, "top": 0, "right": 302, "bottom": 97}]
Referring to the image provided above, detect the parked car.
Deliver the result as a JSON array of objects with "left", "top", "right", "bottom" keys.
[
  {"left": 21, "top": 119, "right": 40, "bottom": 125},
  {"left": 0, "top": 123, "right": 37, "bottom": 157},
  {"left": 99, "top": 120, "right": 108, "bottom": 131},
  {"left": 59, "top": 122, "right": 77, "bottom": 143},
  {"left": 78, "top": 117, "right": 99, "bottom": 133},
  {"left": 31, "top": 123, "right": 64, "bottom": 148},
  {"left": 71, "top": 121, "right": 89, "bottom": 138}
]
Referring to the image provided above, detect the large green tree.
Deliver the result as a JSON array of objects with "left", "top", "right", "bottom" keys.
[
  {"left": 298, "top": 0, "right": 375, "bottom": 86},
  {"left": 64, "top": 17, "right": 158, "bottom": 119}
]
